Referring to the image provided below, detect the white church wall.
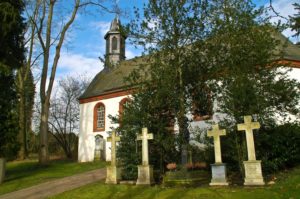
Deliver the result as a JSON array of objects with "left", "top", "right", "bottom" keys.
[
  {"left": 288, "top": 67, "right": 300, "bottom": 81},
  {"left": 78, "top": 94, "right": 131, "bottom": 162}
]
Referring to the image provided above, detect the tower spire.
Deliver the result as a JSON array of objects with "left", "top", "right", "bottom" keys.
[{"left": 104, "top": 16, "right": 126, "bottom": 69}]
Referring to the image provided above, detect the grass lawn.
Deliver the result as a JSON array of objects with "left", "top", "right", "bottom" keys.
[
  {"left": 0, "top": 159, "right": 106, "bottom": 195},
  {"left": 51, "top": 166, "right": 300, "bottom": 199}
]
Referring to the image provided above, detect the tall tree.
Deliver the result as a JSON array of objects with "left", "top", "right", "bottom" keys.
[
  {"left": 0, "top": 0, "right": 25, "bottom": 159},
  {"left": 209, "top": 0, "right": 300, "bottom": 174},
  {"left": 126, "top": 0, "right": 215, "bottom": 164},
  {"left": 16, "top": 69, "right": 35, "bottom": 159},
  {"left": 15, "top": 0, "right": 41, "bottom": 159},
  {"left": 31, "top": 0, "right": 115, "bottom": 164},
  {"left": 116, "top": 0, "right": 217, "bottom": 179}
]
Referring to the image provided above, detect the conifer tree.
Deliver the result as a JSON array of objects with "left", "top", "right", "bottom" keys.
[{"left": 0, "top": 0, "right": 25, "bottom": 159}]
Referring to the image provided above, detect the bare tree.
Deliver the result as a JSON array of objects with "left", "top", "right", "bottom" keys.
[
  {"left": 29, "top": 0, "right": 116, "bottom": 164},
  {"left": 16, "top": 0, "right": 41, "bottom": 159},
  {"left": 49, "top": 75, "right": 90, "bottom": 159}
]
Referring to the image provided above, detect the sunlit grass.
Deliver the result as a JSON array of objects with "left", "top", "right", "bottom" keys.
[{"left": 51, "top": 166, "right": 300, "bottom": 199}]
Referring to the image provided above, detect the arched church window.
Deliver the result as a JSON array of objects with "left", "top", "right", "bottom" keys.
[
  {"left": 94, "top": 135, "right": 104, "bottom": 160},
  {"left": 94, "top": 102, "right": 105, "bottom": 131},
  {"left": 112, "top": 36, "right": 118, "bottom": 51},
  {"left": 119, "top": 98, "right": 131, "bottom": 124}
]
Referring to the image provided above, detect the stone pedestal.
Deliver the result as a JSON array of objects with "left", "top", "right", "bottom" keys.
[
  {"left": 105, "top": 166, "right": 121, "bottom": 184},
  {"left": 243, "top": 160, "right": 265, "bottom": 186},
  {"left": 0, "top": 158, "right": 5, "bottom": 184},
  {"left": 136, "top": 165, "right": 154, "bottom": 185},
  {"left": 209, "top": 163, "right": 229, "bottom": 186}
]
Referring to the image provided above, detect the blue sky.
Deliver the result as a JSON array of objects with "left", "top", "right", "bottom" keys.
[{"left": 51, "top": 0, "right": 298, "bottom": 81}]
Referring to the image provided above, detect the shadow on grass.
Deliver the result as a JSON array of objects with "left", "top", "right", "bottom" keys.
[{"left": 5, "top": 159, "right": 74, "bottom": 182}]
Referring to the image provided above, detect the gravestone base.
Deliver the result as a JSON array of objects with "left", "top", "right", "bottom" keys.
[
  {"left": 243, "top": 160, "right": 265, "bottom": 186},
  {"left": 209, "top": 163, "right": 229, "bottom": 186},
  {"left": 136, "top": 165, "right": 154, "bottom": 185},
  {"left": 105, "top": 166, "right": 121, "bottom": 184}
]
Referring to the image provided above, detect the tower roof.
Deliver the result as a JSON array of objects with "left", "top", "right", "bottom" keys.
[
  {"left": 104, "top": 16, "right": 123, "bottom": 39},
  {"left": 110, "top": 16, "right": 120, "bottom": 31}
]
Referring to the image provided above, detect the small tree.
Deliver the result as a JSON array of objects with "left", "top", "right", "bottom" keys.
[{"left": 49, "top": 75, "right": 90, "bottom": 159}]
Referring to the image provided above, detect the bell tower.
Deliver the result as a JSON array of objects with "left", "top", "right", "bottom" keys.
[{"left": 104, "top": 16, "right": 126, "bottom": 68}]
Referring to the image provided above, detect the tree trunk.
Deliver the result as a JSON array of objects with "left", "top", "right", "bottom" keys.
[
  {"left": 18, "top": 86, "right": 26, "bottom": 159},
  {"left": 64, "top": 147, "right": 73, "bottom": 159},
  {"left": 0, "top": 158, "right": 5, "bottom": 184},
  {"left": 177, "top": 59, "right": 189, "bottom": 165},
  {"left": 39, "top": 102, "right": 49, "bottom": 164}
]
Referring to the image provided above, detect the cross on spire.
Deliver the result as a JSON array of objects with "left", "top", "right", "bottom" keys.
[
  {"left": 207, "top": 124, "right": 226, "bottom": 163},
  {"left": 107, "top": 131, "right": 120, "bottom": 166},
  {"left": 137, "top": 128, "right": 153, "bottom": 165},
  {"left": 237, "top": 115, "right": 260, "bottom": 161}
]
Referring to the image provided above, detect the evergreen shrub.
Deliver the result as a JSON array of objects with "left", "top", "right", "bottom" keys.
[{"left": 256, "top": 123, "right": 300, "bottom": 174}]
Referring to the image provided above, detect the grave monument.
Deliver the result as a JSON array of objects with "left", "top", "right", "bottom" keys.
[
  {"left": 207, "top": 124, "right": 229, "bottom": 186},
  {"left": 136, "top": 127, "right": 155, "bottom": 185},
  {"left": 238, "top": 115, "right": 265, "bottom": 186},
  {"left": 105, "top": 131, "right": 121, "bottom": 184}
]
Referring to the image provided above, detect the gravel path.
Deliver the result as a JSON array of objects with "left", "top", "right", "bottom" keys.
[{"left": 0, "top": 168, "right": 106, "bottom": 199}]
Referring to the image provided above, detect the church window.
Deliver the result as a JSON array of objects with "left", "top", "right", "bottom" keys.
[
  {"left": 119, "top": 98, "right": 131, "bottom": 125},
  {"left": 94, "top": 102, "right": 105, "bottom": 131},
  {"left": 112, "top": 36, "right": 118, "bottom": 51}
]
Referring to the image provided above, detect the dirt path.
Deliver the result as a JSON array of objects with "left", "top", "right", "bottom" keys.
[{"left": 0, "top": 168, "right": 106, "bottom": 199}]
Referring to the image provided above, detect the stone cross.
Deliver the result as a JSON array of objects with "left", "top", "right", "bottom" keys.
[
  {"left": 107, "top": 131, "right": 120, "bottom": 166},
  {"left": 237, "top": 115, "right": 260, "bottom": 161},
  {"left": 137, "top": 128, "right": 153, "bottom": 165},
  {"left": 207, "top": 124, "right": 226, "bottom": 163}
]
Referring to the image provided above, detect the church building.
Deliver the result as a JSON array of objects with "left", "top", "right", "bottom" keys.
[{"left": 78, "top": 17, "right": 300, "bottom": 162}]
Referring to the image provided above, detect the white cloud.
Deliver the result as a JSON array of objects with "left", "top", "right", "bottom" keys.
[
  {"left": 126, "top": 49, "right": 138, "bottom": 59},
  {"left": 58, "top": 52, "right": 103, "bottom": 78},
  {"left": 265, "top": 0, "right": 298, "bottom": 42},
  {"left": 89, "top": 21, "right": 111, "bottom": 37}
]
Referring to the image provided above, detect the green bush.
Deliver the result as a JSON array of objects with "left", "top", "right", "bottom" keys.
[{"left": 256, "top": 123, "right": 300, "bottom": 173}]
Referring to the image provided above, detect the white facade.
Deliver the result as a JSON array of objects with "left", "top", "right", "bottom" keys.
[{"left": 78, "top": 94, "right": 130, "bottom": 162}]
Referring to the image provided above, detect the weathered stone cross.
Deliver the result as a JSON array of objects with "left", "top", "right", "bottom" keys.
[
  {"left": 137, "top": 128, "right": 153, "bottom": 165},
  {"left": 237, "top": 115, "right": 260, "bottom": 161},
  {"left": 107, "top": 131, "right": 120, "bottom": 166},
  {"left": 207, "top": 124, "right": 226, "bottom": 163}
]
